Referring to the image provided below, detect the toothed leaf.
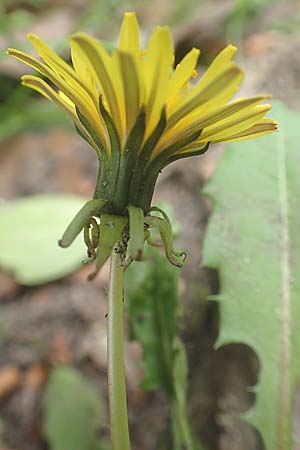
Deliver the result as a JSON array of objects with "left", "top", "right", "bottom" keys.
[{"left": 202, "top": 101, "right": 300, "bottom": 449}]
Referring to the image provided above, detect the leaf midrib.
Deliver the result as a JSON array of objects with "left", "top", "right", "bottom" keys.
[{"left": 277, "top": 121, "right": 291, "bottom": 447}]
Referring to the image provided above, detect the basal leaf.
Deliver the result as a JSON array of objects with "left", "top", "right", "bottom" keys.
[
  {"left": 125, "top": 248, "right": 201, "bottom": 450},
  {"left": 202, "top": 101, "right": 300, "bottom": 449},
  {"left": 125, "top": 249, "right": 179, "bottom": 392},
  {"left": 172, "top": 338, "right": 199, "bottom": 450},
  {"left": 0, "top": 194, "right": 87, "bottom": 285},
  {"left": 43, "top": 366, "right": 106, "bottom": 450}
]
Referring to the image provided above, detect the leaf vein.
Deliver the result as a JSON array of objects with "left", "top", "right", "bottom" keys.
[{"left": 277, "top": 123, "right": 291, "bottom": 446}]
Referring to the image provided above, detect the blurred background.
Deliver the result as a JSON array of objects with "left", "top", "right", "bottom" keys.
[{"left": 0, "top": 1, "right": 299, "bottom": 450}]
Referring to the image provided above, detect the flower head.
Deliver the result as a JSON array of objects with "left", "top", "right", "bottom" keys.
[
  {"left": 8, "top": 12, "right": 277, "bottom": 213},
  {"left": 7, "top": 12, "right": 278, "bottom": 276}
]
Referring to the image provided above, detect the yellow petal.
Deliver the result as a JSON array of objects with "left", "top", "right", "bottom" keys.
[
  {"left": 185, "top": 95, "right": 271, "bottom": 132},
  {"left": 166, "top": 47, "right": 200, "bottom": 106},
  {"left": 118, "top": 12, "right": 140, "bottom": 57},
  {"left": 167, "top": 45, "right": 239, "bottom": 121},
  {"left": 143, "top": 26, "right": 174, "bottom": 138},
  {"left": 110, "top": 50, "right": 127, "bottom": 139},
  {"left": 21, "top": 75, "right": 100, "bottom": 152},
  {"left": 178, "top": 114, "right": 276, "bottom": 152},
  {"left": 118, "top": 11, "right": 143, "bottom": 114},
  {"left": 200, "top": 104, "right": 272, "bottom": 140},
  {"left": 28, "top": 33, "right": 98, "bottom": 105},
  {"left": 69, "top": 33, "right": 125, "bottom": 138},
  {"left": 22, "top": 75, "right": 52, "bottom": 100},
  {"left": 69, "top": 39, "right": 96, "bottom": 91},
  {"left": 58, "top": 90, "right": 75, "bottom": 109},
  {"left": 214, "top": 119, "right": 278, "bottom": 143},
  {"left": 158, "top": 95, "right": 270, "bottom": 151},
  {"left": 168, "top": 64, "right": 244, "bottom": 128},
  {"left": 116, "top": 51, "right": 140, "bottom": 133},
  {"left": 196, "top": 45, "right": 237, "bottom": 90},
  {"left": 8, "top": 48, "right": 105, "bottom": 143}
]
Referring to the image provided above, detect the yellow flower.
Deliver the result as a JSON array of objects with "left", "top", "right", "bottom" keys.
[{"left": 7, "top": 11, "right": 277, "bottom": 214}]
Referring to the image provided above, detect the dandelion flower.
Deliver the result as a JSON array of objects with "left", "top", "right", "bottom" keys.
[
  {"left": 7, "top": 12, "right": 277, "bottom": 213},
  {"left": 7, "top": 12, "right": 277, "bottom": 274}
]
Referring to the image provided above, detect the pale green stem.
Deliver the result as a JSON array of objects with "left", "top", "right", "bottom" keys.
[
  {"left": 107, "top": 249, "right": 131, "bottom": 450},
  {"left": 172, "top": 399, "right": 195, "bottom": 450}
]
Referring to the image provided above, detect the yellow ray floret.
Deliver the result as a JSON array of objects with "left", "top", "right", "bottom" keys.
[
  {"left": 7, "top": 11, "right": 277, "bottom": 164},
  {"left": 166, "top": 47, "right": 200, "bottom": 109},
  {"left": 156, "top": 95, "right": 271, "bottom": 150},
  {"left": 143, "top": 26, "right": 174, "bottom": 138}
]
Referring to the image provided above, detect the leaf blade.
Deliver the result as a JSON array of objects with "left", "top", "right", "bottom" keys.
[
  {"left": 125, "top": 247, "right": 203, "bottom": 450},
  {"left": 0, "top": 194, "right": 87, "bottom": 285},
  {"left": 43, "top": 366, "right": 106, "bottom": 450},
  {"left": 202, "top": 101, "right": 300, "bottom": 449}
]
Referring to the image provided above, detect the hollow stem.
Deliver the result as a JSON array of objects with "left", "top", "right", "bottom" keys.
[
  {"left": 107, "top": 248, "right": 131, "bottom": 450},
  {"left": 172, "top": 399, "right": 195, "bottom": 450}
]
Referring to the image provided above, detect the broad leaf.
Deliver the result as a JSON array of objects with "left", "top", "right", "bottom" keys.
[
  {"left": 43, "top": 366, "right": 106, "bottom": 450},
  {"left": 0, "top": 194, "right": 87, "bottom": 285},
  {"left": 202, "top": 101, "right": 300, "bottom": 449}
]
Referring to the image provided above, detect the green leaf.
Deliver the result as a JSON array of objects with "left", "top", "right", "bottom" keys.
[
  {"left": 202, "top": 101, "right": 300, "bottom": 449},
  {"left": 173, "top": 339, "right": 188, "bottom": 417},
  {"left": 125, "top": 248, "right": 202, "bottom": 450},
  {"left": 43, "top": 366, "right": 106, "bottom": 450},
  {"left": 171, "top": 339, "right": 197, "bottom": 450},
  {"left": 0, "top": 194, "right": 87, "bottom": 285},
  {"left": 125, "top": 249, "right": 179, "bottom": 392}
]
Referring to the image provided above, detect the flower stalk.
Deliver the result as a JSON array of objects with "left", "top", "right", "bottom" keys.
[{"left": 108, "top": 248, "right": 131, "bottom": 450}]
